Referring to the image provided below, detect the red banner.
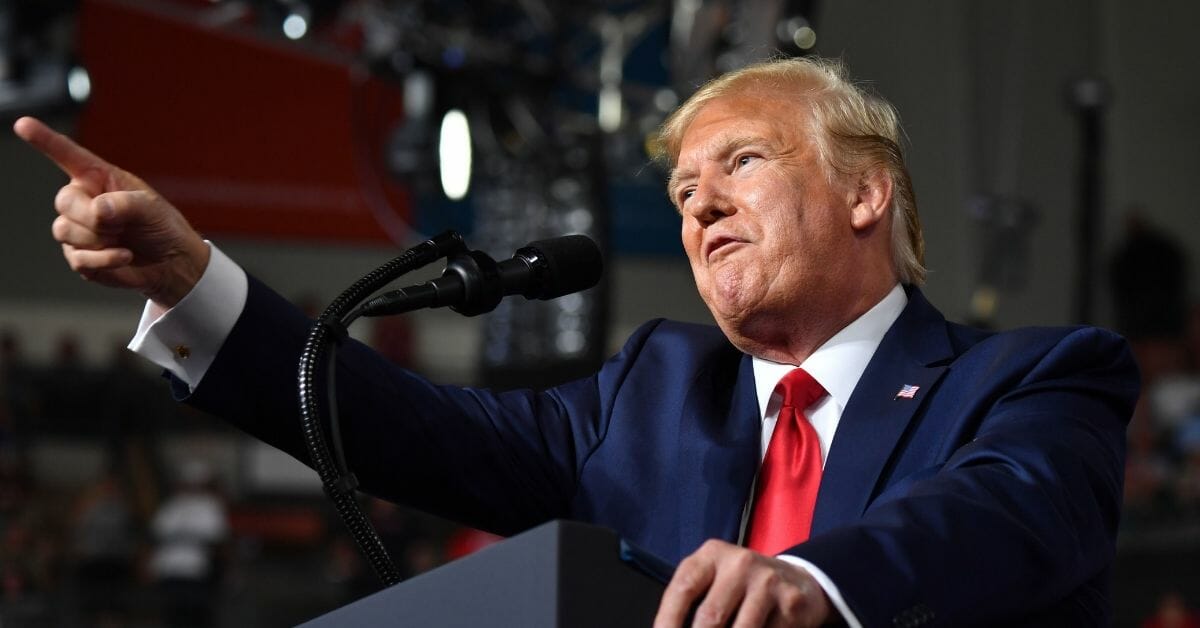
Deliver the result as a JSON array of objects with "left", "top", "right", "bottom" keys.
[{"left": 77, "top": 0, "right": 411, "bottom": 244}]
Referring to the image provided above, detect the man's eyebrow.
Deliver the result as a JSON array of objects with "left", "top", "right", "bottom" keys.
[
  {"left": 668, "top": 134, "right": 774, "bottom": 197},
  {"left": 717, "top": 134, "right": 773, "bottom": 156},
  {"left": 667, "top": 168, "right": 696, "bottom": 199}
]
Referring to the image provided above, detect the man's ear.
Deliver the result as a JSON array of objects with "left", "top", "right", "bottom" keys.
[{"left": 849, "top": 167, "right": 893, "bottom": 231}]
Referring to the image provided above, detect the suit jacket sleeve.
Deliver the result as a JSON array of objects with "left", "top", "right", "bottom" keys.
[{"left": 181, "top": 275, "right": 681, "bottom": 535}]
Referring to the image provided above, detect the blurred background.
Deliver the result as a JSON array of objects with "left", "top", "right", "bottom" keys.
[{"left": 1, "top": 0, "right": 1198, "bottom": 625}]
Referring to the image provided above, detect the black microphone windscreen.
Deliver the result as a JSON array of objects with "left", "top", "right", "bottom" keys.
[{"left": 523, "top": 234, "right": 603, "bottom": 299}]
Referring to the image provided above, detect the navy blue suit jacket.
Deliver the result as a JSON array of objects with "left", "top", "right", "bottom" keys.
[{"left": 186, "top": 279, "right": 1137, "bottom": 627}]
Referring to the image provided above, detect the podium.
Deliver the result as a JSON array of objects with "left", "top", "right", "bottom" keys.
[{"left": 301, "top": 520, "right": 670, "bottom": 627}]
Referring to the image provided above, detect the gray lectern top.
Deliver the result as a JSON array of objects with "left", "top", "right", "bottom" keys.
[{"left": 300, "top": 519, "right": 669, "bottom": 627}]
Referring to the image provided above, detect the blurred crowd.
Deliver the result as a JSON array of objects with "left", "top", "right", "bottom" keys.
[
  {"left": 0, "top": 327, "right": 498, "bottom": 627},
  {"left": 1109, "top": 215, "right": 1200, "bottom": 534}
]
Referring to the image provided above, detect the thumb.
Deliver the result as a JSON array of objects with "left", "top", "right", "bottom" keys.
[{"left": 91, "top": 190, "right": 168, "bottom": 234}]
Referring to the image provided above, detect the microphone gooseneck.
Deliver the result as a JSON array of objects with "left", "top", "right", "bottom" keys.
[
  {"left": 298, "top": 230, "right": 602, "bottom": 587},
  {"left": 298, "top": 230, "right": 465, "bottom": 587}
]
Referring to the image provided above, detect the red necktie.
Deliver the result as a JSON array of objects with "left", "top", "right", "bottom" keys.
[{"left": 746, "top": 368, "right": 827, "bottom": 555}]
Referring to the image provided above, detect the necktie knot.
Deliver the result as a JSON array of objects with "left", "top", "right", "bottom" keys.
[{"left": 777, "top": 368, "right": 826, "bottom": 413}]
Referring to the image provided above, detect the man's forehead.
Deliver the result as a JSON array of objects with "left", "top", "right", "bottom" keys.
[
  {"left": 676, "top": 132, "right": 775, "bottom": 174},
  {"left": 676, "top": 93, "right": 810, "bottom": 161}
]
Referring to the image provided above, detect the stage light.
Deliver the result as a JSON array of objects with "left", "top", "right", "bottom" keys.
[
  {"left": 778, "top": 17, "right": 817, "bottom": 51},
  {"left": 555, "top": 329, "right": 585, "bottom": 354},
  {"left": 793, "top": 26, "right": 817, "bottom": 50},
  {"left": 283, "top": 13, "right": 308, "bottom": 40},
  {"left": 557, "top": 293, "right": 584, "bottom": 314},
  {"left": 653, "top": 88, "right": 678, "bottom": 113},
  {"left": 66, "top": 66, "right": 91, "bottom": 103},
  {"left": 404, "top": 71, "right": 434, "bottom": 121},
  {"left": 564, "top": 207, "right": 593, "bottom": 232},
  {"left": 438, "top": 108, "right": 472, "bottom": 200},
  {"left": 598, "top": 84, "right": 622, "bottom": 133}
]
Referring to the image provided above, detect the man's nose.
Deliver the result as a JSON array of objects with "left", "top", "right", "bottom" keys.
[{"left": 685, "top": 178, "right": 735, "bottom": 226}]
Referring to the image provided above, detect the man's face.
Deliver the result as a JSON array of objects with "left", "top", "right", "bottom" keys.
[{"left": 670, "top": 91, "right": 863, "bottom": 354}]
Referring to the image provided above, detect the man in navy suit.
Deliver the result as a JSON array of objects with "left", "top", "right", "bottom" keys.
[{"left": 18, "top": 56, "right": 1137, "bottom": 626}]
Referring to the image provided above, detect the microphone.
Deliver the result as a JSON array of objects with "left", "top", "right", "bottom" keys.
[{"left": 358, "top": 234, "right": 603, "bottom": 317}]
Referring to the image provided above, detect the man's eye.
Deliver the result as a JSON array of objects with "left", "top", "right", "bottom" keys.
[{"left": 736, "top": 154, "right": 756, "bottom": 167}]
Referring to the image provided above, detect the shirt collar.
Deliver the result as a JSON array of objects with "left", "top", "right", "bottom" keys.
[{"left": 751, "top": 284, "right": 907, "bottom": 417}]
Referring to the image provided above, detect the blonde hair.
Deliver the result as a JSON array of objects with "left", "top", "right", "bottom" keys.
[{"left": 656, "top": 56, "right": 926, "bottom": 285}]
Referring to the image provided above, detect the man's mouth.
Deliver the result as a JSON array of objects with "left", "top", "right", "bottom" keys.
[{"left": 705, "top": 235, "right": 747, "bottom": 262}]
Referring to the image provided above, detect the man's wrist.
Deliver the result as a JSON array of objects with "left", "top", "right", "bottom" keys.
[
  {"left": 146, "top": 236, "right": 212, "bottom": 308},
  {"left": 776, "top": 554, "right": 862, "bottom": 628},
  {"left": 129, "top": 241, "right": 247, "bottom": 390}
]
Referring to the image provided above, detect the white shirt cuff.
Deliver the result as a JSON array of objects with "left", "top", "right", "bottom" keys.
[
  {"left": 127, "top": 242, "right": 248, "bottom": 391},
  {"left": 777, "top": 554, "right": 863, "bottom": 628}
]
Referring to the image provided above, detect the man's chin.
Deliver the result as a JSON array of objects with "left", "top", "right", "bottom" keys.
[{"left": 710, "top": 308, "right": 756, "bottom": 348}]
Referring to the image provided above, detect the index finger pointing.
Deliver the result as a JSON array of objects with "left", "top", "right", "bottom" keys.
[{"left": 13, "top": 116, "right": 113, "bottom": 186}]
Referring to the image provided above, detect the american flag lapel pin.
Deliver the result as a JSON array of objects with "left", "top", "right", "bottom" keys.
[{"left": 894, "top": 384, "right": 920, "bottom": 400}]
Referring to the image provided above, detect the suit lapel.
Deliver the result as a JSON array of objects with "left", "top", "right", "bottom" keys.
[
  {"left": 676, "top": 351, "right": 760, "bottom": 558},
  {"left": 812, "top": 288, "right": 954, "bottom": 534}
]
